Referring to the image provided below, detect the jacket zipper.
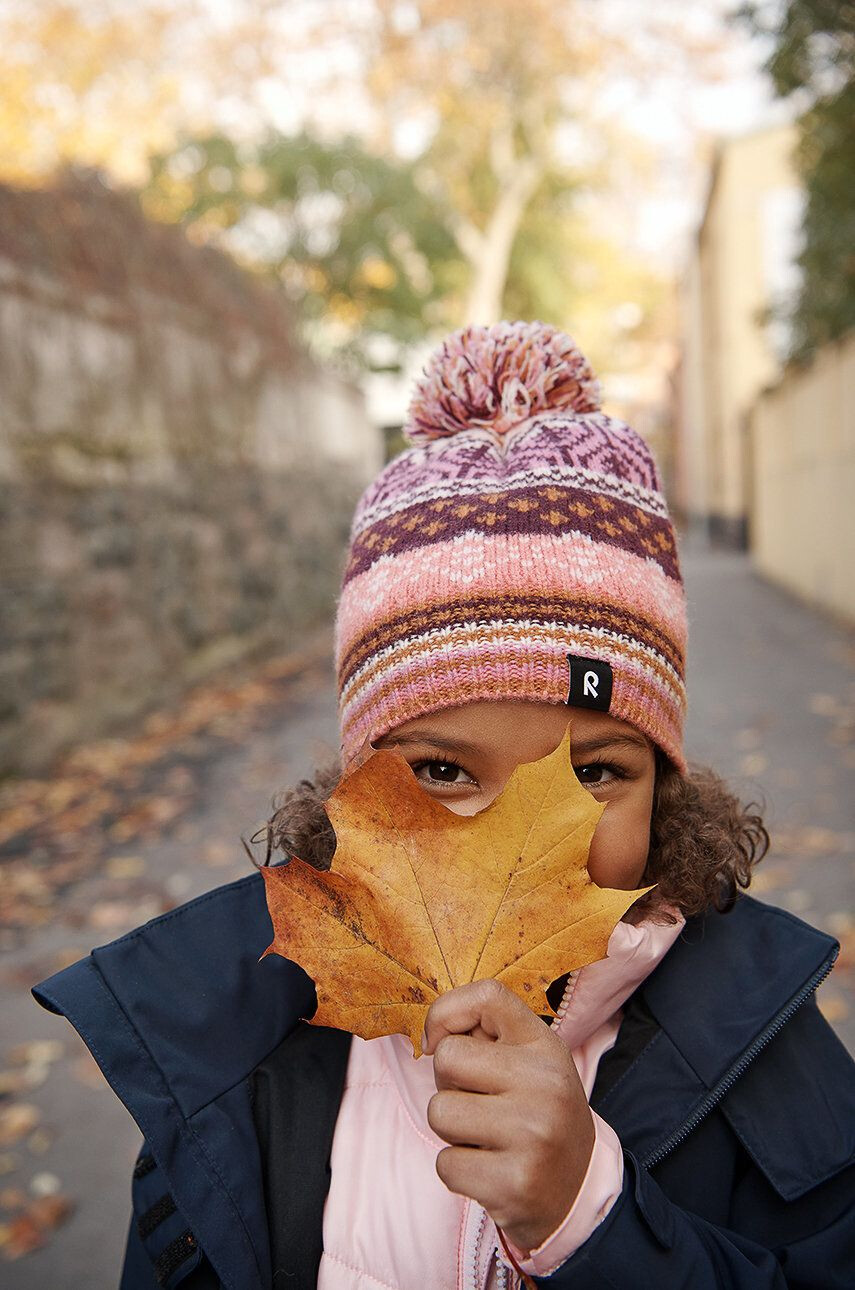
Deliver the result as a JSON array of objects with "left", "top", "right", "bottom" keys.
[
  {"left": 550, "top": 969, "right": 580, "bottom": 1031},
  {"left": 461, "top": 1202, "right": 514, "bottom": 1290},
  {"left": 460, "top": 974, "right": 582, "bottom": 1290},
  {"left": 460, "top": 1200, "right": 487, "bottom": 1290},
  {"left": 641, "top": 948, "right": 838, "bottom": 1170}
]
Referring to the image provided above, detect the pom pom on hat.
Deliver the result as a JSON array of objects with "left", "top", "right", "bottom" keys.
[{"left": 405, "top": 320, "right": 602, "bottom": 445}]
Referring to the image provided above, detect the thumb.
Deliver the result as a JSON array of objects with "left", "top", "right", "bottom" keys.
[{"left": 422, "top": 979, "right": 544, "bottom": 1055}]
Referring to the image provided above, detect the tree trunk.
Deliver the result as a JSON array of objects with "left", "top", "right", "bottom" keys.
[{"left": 462, "top": 154, "right": 541, "bottom": 325}]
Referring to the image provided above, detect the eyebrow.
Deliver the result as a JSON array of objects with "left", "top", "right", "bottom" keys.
[
  {"left": 569, "top": 734, "right": 650, "bottom": 757},
  {"left": 376, "top": 730, "right": 649, "bottom": 758},
  {"left": 375, "top": 730, "right": 486, "bottom": 758}
]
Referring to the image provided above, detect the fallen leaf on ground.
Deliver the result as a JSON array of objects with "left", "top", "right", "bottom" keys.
[
  {"left": 0, "top": 1042, "right": 64, "bottom": 1097},
  {"left": 835, "top": 928, "right": 855, "bottom": 971},
  {"left": 0, "top": 637, "right": 331, "bottom": 927},
  {"left": 7, "top": 1042, "right": 64, "bottom": 1068},
  {"left": 817, "top": 991, "right": 849, "bottom": 1023},
  {"left": 203, "top": 841, "right": 235, "bottom": 867},
  {"left": 0, "top": 1194, "right": 74, "bottom": 1259},
  {"left": 749, "top": 861, "right": 795, "bottom": 894},
  {"left": 738, "top": 752, "right": 769, "bottom": 777},
  {"left": 27, "top": 1129, "right": 53, "bottom": 1155},
  {"left": 0, "top": 1106, "right": 40, "bottom": 1148},
  {"left": 808, "top": 694, "right": 838, "bottom": 718},
  {"left": 0, "top": 1072, "right": 33, "bottom": 1098},
  {"left": 262, "top": 730, "right": 648, "bottom": 1055},
  {"left": 105, "top": 856, "right": 146, "bottom": 879},
  {"left": 88, "top": 897, "right": 162, "bottom": 930},
  {"left": 72, "top": 1051, "right": 106, "bottom": 1090},
  {"left": 733, "top": 726, "right": 764, "bottom": 751}
]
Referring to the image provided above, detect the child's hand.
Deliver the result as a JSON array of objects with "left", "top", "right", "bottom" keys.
[{"left": 423, "top": 979, "right": 595, "bottom": 1254}]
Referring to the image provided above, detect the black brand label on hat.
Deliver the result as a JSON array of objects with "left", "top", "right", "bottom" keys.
[{"left": 564, "top": 654, "right": 613, "bottom": 712}]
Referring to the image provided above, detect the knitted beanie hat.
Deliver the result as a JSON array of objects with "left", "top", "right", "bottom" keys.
[{"left": 335, "top": 321, "right": 688, "bottom": 774}]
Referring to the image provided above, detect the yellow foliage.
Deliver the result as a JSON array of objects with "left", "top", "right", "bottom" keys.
[
  {"left": 0, "top": 0, "right": 292, "bottom": 186},
  {"left": 328, "top": 293, "right": 364, "bottom": 327},
  {"left": 0, "top": 3, "right": 181, "bottom": 183},
  {"left": 354, "top": 257, "right": 398, "bottom": 290}
]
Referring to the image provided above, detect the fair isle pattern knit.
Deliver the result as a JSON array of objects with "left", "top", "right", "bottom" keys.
[{"left": 335, "top": 322, "right": 688, "bottom": 774}]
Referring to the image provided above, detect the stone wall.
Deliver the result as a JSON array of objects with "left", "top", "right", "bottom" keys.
[{"left": 0, "top": 174, "right": 382, "bottom": 775}]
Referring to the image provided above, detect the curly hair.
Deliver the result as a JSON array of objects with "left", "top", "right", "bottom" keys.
[
  {"left": 636, "top": 749, "right": 769, "bottom": 920},
  {"left": 247, "top": 751, "right": 769, "bottom": 921}
]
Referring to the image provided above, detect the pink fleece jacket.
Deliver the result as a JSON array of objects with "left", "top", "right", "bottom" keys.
[{"left": 317, "top": 913, "right": 685, "bottom": 1290}]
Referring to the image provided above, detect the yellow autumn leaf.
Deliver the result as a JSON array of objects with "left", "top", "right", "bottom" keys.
[{"left": 261, "top": 728, "right": 649, "bottom": 1055}]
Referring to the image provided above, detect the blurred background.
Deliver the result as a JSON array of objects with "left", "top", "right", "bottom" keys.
[{"left": 0, "top": 1, "right": 853, "bottom": 1281}]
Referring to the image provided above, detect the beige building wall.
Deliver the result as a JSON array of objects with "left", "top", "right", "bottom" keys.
[
  {"left": 751, "top": 333, "right": 855, "bottom": 624},
  {"left": 674, "top": 254, "right": 708, "bottom": 528},
  {"left": 678, "top": 122, "right": 801, "bottom": 545}
]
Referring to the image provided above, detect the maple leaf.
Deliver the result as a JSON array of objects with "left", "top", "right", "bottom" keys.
[{"left": 261, "top": 729, "right": 650, "bottom": 1056}]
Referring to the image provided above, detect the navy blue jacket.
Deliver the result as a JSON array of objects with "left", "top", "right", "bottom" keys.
[{"left": 33, "top": 876, "right": 855, "bottom": 1289}]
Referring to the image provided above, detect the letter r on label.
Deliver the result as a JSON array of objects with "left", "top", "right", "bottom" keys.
[{"left": 583, "top": 671, "right": 599, "bottom": 698}]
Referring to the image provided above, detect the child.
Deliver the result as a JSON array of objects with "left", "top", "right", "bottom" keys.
[{"left": 34, "top": 322, "right": 855, "bottom": 1289}]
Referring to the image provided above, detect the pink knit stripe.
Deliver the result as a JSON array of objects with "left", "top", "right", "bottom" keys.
[
  {"left": 341, "top": 631, "right": 685, "bottom": 732},
  {"left": 340, "top": 619, "right": 685, "bottom": 711},
  {"left": 344, "top": 663, "right": 685, "bottom": 759},
  {"left": 335, "top": 531, "right": 687, "bottom": 652},
  {"left": 340, "top": 626, "right": 686, "bottom": 772},
  {"left": 338, "top": 598, "right": 683, "bottom": 691}
]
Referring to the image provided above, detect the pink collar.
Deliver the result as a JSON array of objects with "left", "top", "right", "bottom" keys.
[{"left": 551, "top": 910, "right": 685, "bottom": 1051}]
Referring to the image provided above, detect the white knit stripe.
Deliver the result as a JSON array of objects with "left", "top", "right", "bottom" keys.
[
  {"left": 339, "top": 618, "right": 685, "bottom": 712},
  {"left": 352, "top": 465, "right": 669, "bottom": 536},
  {"left": 335, "top": 529, "right": 687, "bottom": 644},
  {"left": 339, "top": 631, "right": 686, "bottom": 771}
]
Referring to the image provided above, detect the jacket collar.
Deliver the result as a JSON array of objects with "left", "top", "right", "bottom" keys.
[
  {"left": 593, "top": 895, "right": 850, "bottom": 1198},
  {"left": 643, "top": 896, "right": 837, "bottom": 1087},
  {"left": 33, "top": 873, "right": 306, "bottom": 1290},
  {"left": 551, "top": 910, "right": 685, "bottom": 1050}
]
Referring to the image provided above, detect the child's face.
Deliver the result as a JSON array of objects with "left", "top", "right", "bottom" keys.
[{"left": 376, "top": 700, "right": 656, "bottom": 891}]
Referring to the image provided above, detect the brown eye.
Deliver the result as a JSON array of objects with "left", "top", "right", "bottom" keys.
[
  {"left": 426, "top": 761, "right": 462, "bottom": 782},
  {"left": 575, "top": 762, "right": 623, "bottom": 787},
  {"left": 412, "top": 759, "right": 473, "bottom": 786}
]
